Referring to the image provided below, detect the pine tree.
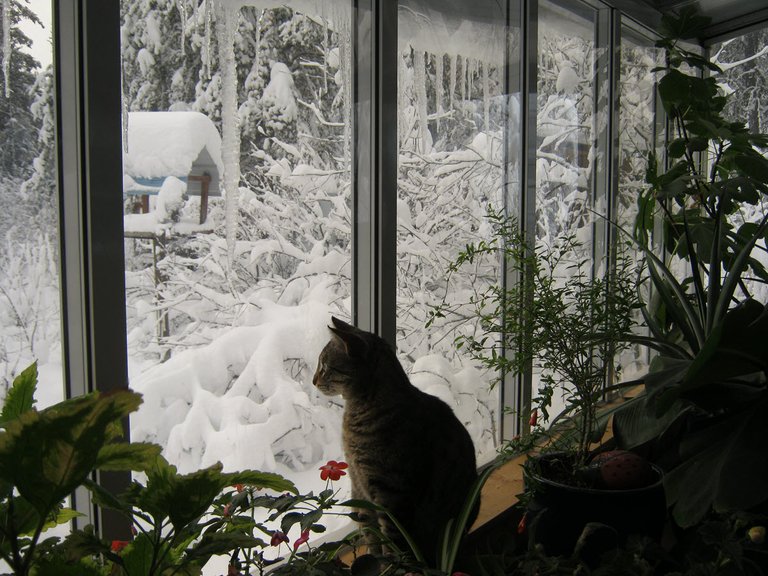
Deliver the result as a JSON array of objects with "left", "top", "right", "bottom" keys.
[
  {"left": 21, "top": 64, "right": 56, "bottom": 232},
  {"left": 0, "top": 0, "right": 42, "bottom": 180}
]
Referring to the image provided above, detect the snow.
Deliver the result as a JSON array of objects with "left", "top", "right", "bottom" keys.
[
  {"left": 123, "top": 111, "right": 224, "bottom": 179},
  {"left": 130, "top": 301, "right": 340, "bottom": 473}
]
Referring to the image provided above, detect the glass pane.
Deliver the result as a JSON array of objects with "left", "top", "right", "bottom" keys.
[
  {"left": 120, "top": 0, "right": 353, "bottom": 503},
  {"left": 0, "top": 0, "right": 62, "bottom": 407},
  {"left": 617, "top": 23, "right": 663, "bottom": 378},
  {"left": 711, "top": 28, "right": 768, "bottom": 304},
  {"left": 536, "top": 0, "right": 598, "bottom": 421},
  {"left": 396, "top": 0, "right": 516, "bottom": 462}
]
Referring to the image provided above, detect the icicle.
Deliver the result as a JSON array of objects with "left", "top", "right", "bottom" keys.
[
  {"left": 339, "top": 22, "right": 351, "bottom": 163},
  {"left": 482, "top": 61, "right": 490, "bottom": 132},
  {"left": 435, "top": 53, "right": 443, "bottom": 134},
  {"left": 121, "top": 54, "right": 129, "bottom": 153},
  {"left": 322, "top": 17, "right": 329, "bottom": 96},
  {"left": 177, "top": 0, "right": 187, "bottom": 57},
  {"left": 203, "top": 0, "right": 213, "bottom": 79},
  {"left": 398, "top": 52, "right": 407, "bottom": 148},
  {"left": 449, "top": 53, "right": 456, "bottom": 111},
  {"left": 215, "top": 0, "right": 241, "bottom": 264},
  {"left": 414, "top": 50, "right": 428, "bottom": 154},
  {"left": 254, "top": 9, "right": 263, "bottom": 85},
  {"left": 2, "top": 0, "right": 11, "bottom": 99},
  {"left": 462, "top": 56, "right": 469, "bottom": 103}
]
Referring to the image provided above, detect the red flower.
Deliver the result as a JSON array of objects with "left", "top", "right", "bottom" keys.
[
  {"left": 319, "top": 460, "right": 348, "bottom": 481},
  {"left": 529, "top": 409, "right": 538, "bottom": 427},
  {"left": 110, "top": 540, "right": 129, "bottom": 553},
  {"left": 233, "top": 483, "right": 244, "bottom": 493},
  {"left": 517, "top": 513, "right": 527, "bottom": 535},
  {"left": 270, "top": 531, "right": 289, "bottom": 546},
  {"left": 293, "top": 529, "right": 310, "bottom": 551}
]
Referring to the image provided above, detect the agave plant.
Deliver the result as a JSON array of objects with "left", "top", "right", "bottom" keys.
[{"left": 613, "top": 8, "right": 768, "bottom": 528}]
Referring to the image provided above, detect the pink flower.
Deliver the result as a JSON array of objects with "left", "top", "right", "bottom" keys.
[
  {"left": 529, "top": 409, "right": 538, "bottom": 427},
  {"left": 222, "top": 503, "right": 232, "bottom": 517},
  {"left": 319, "top": 460, "right": 348, "bottom": 481},
  {"left": 293, "top": 529, "right": 310, "bottom": 551},
  {"left": 270, "top": 531, "right": 289, "bottom": 546}
]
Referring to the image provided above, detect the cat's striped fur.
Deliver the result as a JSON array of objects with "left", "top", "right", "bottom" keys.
[{"left": 313, "top": 316, "right": 478, "bottom": 563}]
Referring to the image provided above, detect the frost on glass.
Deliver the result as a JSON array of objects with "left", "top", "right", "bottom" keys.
[
  {"left": 712, "top": 28, "right": 768, "bottom": 304},
  {"left": 0, "top": 0, "right": 61, "bottom": 406},
  {"left": 396, "top": 0, "right": 518, "bottom": 461},
  {"left": 120, "top": 0, "right": 353, "bottom": 480}
]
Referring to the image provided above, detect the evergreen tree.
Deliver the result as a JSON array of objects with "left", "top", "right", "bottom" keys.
[
  {"left": 21, "top": 64, "right": 56, "bottom": 233},
  {"left": 0, "top": 0, "right": 42, "bottom": 180}
]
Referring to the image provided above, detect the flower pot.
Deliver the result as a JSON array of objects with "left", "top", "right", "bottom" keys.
[{"left": 522, "top": 452, "right": 666, "bottom": 557}]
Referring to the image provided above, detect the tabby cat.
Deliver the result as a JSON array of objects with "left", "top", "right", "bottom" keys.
[{"left": 312, "top": 316, "right": 478, "bottom": 563}]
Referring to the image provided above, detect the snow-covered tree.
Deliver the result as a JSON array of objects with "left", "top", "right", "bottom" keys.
[{"left": 0, "top": 0, "right": 42, "bottom": 180}]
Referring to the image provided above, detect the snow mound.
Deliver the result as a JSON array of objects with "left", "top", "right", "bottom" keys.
[
  {"left": 130, "top": 302, "right": 343, "bottom": 474},
  {"left": 123, "top": 111, "right": 224, "bottom": 178}
]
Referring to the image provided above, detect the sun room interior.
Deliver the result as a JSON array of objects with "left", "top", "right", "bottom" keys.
[{"left": 1, "top": 0, "right": 767, "bottom": 569}]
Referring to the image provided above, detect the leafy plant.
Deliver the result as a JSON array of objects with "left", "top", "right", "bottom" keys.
[
  {"left": 0, "top": 362, "right": 160, "bottom": 575},
  {"left": 612, "top": 7, "right": 768, "bottom": 528},
  {"left": 430, "top": 206, "right": 640, "bottom": 470}
]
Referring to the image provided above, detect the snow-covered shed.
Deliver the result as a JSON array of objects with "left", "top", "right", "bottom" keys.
[{"left": 123, "top": 111, "right": 224, "bottom": 224}]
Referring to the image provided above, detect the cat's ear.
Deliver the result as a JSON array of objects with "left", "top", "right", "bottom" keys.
[
  {"left": 330, "top": 316, "right": 354, "bottom": 332},
  {"left": 329, "top": 317, "right": 367, "bottom": 358}
]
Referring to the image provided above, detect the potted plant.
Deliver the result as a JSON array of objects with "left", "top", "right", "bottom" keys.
[
  {"left": 611, "top": 7, "right": 768, "bottom": 534},
  {"left": 430, "top": 206, "right": 665, "bottom": 556}
]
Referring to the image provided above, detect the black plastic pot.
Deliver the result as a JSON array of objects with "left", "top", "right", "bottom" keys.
[{"left": 523, "top": 452, "right": 667, "bottom": 558}]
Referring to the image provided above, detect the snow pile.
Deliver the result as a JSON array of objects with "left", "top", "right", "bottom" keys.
[
  {"left": 130, "top": 301, "right": 342, "bottom": 474},
  {"left": 123, "top": 111, "right": 224, "bottom": 179}
]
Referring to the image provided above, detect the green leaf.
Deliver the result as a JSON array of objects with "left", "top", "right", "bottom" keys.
[
  {"left": 83, "top": 477, "right": 135, "bottom": 518},
  {"left": 96, "top": 441, "right": 162, "bottom": 472},
  {"left": 668, "top": 138, "right": 686, "bottom": 159},
  {"left": 665, "top": 394, "right": 768, "bottom": 527},
  {"left": 0, "top": 363, "right": 38, "bottom": 426},
  {"left": 0, "top": 390, "right": 143, "bottom": 517},
  {"left": 220, "top": 470, "right": 297, "bottom": 494},
  {"left": 186, "top": 531, "right": 266, "bottom": 561},
  {"left": 120, "top": 532, "right": 157, "bottom": 576},
  {"left": 735, "top": 152, "right": 768, "bottom": 182}
]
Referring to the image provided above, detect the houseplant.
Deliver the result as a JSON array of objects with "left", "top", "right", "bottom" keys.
[
  {"left": 0, "top": 362, "right": 361, "bottom": 576},
  {"left": 429, "top": 206, "right": 664, "bottom": 556},
  {"left": 611, "top": 6, "right": 768, "bottom": 532}
]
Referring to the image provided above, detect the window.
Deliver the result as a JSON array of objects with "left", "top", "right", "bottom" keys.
[
  {"left": 119, "top": 2, "right": 356, "bottom": 515},
  {"left": 535, "top": 0, "right": 602, "bottom": 420},
  {"left": 46, "top": 0, "right": 710, "bottom": 551},
  {"left": 711, "top": 27, "right": 768, "bottom": 304},
  {"left": 0, "top": 0, "right": 61, "bottom": 404},
  {"left": 395, "top": 0, "right": 519, "bottom": 463}
]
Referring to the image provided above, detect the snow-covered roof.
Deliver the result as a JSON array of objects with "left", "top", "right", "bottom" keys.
[{"left": 123, "top": 111, "right": 224, "bottom": 179}]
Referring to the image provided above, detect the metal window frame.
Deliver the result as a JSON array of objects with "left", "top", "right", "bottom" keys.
[
  {"left": 54, "top": 0, "right": 132, "bottom": 540},
  {"left": 353, "top": 0, "right": 398, "bottom": 346}
]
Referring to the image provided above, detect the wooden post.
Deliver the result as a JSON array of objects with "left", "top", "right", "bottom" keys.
[{"left": 189, "top": 173, "right": 212, "bottom": 224}]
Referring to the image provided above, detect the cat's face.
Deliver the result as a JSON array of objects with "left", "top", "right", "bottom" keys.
[
  {"left": 313, "top": 316, "right": 370, "bottom": 397},
  {"left": 312, "top": 338, "right": 351, "bottom": 396}
]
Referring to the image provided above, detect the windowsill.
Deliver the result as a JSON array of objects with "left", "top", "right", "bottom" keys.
[{"left": 469, "top": 453, "right": 526, "bottom": 532}]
